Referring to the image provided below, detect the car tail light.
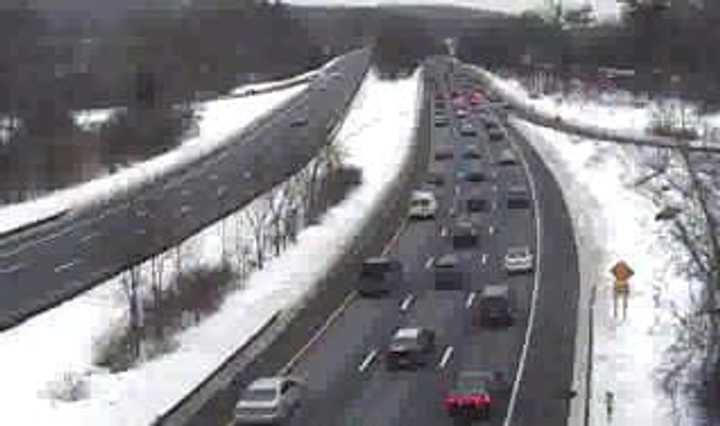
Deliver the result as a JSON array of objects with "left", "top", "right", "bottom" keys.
[
  {"left": 443, "top": 396, "right": 459, "bottom": 411},
  {"left": 472, "top": 395, "right": 491, "bottom": 406}
]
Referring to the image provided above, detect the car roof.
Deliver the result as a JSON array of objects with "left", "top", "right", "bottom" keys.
[
  {"left": 364, "top": 256, "right": 393, "bottom": 264},
  {"left": 248, "top": 377, "right": 283, "bottom": 390},
  {"left": 482, "top": 284, "right": 510, "bottom": 297},
  {"left": 412, "top": 190, "right": 435, "bottom": 200},
  {"left": 435, "top": 253, "right": 460, "bottom": 266},
  {"left": 454, "top": 219, "right": 475, "bottom": 228},
  {"left": 394, "top": 327, "right": 421, "bottom": 339}
]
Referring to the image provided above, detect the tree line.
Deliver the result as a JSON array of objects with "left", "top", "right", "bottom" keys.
[
  {"left": 0, "top": 0, "right": 328, "bottom": 203},
  {"left": 457, "top": 0, "right": 720, "bottom": 106}
]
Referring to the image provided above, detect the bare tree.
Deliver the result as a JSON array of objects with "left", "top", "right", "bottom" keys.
[
  {"left": 121, "top": 265, "right": 144, "bottom": 361},
  {"left": 242, "top": 196, "right": 272, "bottom": 270}
]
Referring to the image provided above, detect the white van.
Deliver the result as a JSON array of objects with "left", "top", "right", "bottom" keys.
[{"left": 408, "top": 190, "right": 438, "bottom": 220}]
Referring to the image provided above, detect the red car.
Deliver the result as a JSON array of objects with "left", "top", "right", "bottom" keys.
[
  {"left": 444, "top": 371, "right": 493, "bottom": 420},
  {"left": 469, "top": 90, "right": 486, "bottom": 105}
]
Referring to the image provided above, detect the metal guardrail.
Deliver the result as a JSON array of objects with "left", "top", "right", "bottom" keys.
[{"left": 151, "top": 49, "right": 375, "bottom": 426}]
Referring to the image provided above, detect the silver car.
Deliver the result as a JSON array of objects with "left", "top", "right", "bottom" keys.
[
  {"left": 233, "top": 376, "right": 304, "bottom": 424},
  {"left": 504, "top": 246, "right": 534, "bottom": 274}
]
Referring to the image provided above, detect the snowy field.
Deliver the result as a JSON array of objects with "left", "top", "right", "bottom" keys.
[
  {"left": 0, "top": 69, "right": 420, "bottom": 425},
  {"left": 511, "top": 118, "right": 698, "bottom": 425}
]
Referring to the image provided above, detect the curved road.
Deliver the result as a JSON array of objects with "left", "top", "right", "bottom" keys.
[{"left": 0, "top": 49, "right": 371, "bottom": 331}]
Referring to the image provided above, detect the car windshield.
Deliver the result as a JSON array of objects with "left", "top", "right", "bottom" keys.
[
  {"left": 412, "top": 198, "right": 430, "bottom": 206},
  {"left": 241, "top": 388, "right": 277, "bottom": 402},
  {"left": 391, "top": 337, "right": 419, "bottom": 349},
  {"left": 508, "top": 247, "right": 529, "bottom": 257},
  {"left": 361, "top": 261, "right": 391, "bottom": 277}
]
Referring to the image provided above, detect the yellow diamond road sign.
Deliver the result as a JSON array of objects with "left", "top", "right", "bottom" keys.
[{"left": 610, "top": 260, "right": 634, "bottom": 282}]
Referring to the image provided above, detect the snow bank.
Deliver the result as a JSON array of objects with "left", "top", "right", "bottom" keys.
[
  {"left": 512, "top": 117, "right": 696, "bottom": 425},
  {"left": 0, "top": 69, "right": 420, "bottom": 426}
]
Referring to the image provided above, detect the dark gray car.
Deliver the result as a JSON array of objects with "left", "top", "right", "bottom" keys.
[
  {"left": 357, "top": 257, "right": 404, "bottom": 297},
  {"left": 476, "top": 284, "right": 514, "bottom": 327},
  {"left": 433, "top": 253, "right": 464, "bottom": 290}
]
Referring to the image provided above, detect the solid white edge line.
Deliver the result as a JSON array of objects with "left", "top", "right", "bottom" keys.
[
  {"left": 465, "top": 292, "right": 476, "bottom": 309},
  {"left": 502, "top": 118, "right": 543, "bottom": 426},
  {"left": 358, "top": 349, "right": 379, "bottom": 372},
  {"left": 400, "top": 294, "right": 415, "bottom": 312},
  {"left": 438, "top": 346, "right": 454, "bottom": 370}
]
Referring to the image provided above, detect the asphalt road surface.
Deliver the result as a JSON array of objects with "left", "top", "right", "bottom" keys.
[
  {"left": 185, "top": 59, "right": 579, "bottom": 426},
  {"left": 0, "top": 49, "right": 371, "bottom": 331}
]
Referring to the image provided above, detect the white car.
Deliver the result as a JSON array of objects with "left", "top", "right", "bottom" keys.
[
  {"left": 504, "top": 246, "right": 534, "bottom": 274},
  {"left": 408, "top": 190, "right": 438, "bottom": 219},
  {"left": 233, "top": 376, "right": 304, "bottom": 425}
]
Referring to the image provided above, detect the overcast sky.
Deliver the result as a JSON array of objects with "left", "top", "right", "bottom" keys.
[{"left": 284, "top": 0, "right": 621, "bottom": 21}]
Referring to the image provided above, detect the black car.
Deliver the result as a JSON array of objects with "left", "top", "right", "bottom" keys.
[
  {"left": 506, "top": 184, "right": 530, "bottom": 209},
  {"left": 450, "top": 220, "right": 479, "bottom": 248},
  {"left": 386, "top": 327, "right": 436, "bottom": 370},
  {"left": 462, "top": 146, "right": 482, "bottom": 159},
  {"left": 433, "top": 253, "right": 464, "bottom": 290},
  {"left": 434, "top": 146, "right": 454, "bottom": 161},
  {"left": 426, "top": 171, "right": 445, "bottom": 187},
  {"left": 484, "top": 119, "right": 499, "bottom": 130},
  {"left": 465, "top": 197, "right": 489, "bottom": 213},
  {"left": 476, "top": 284, "right": 514, "bottom": 327},
  {"left": 290, "top": 117, "right": 309, "bottom": 127},
  {"left": 461, "top": 169, "right": 486, "bottom": 183},
  {"left": 487, "top": 127, "right": 504, "bottom": 141},
  {"left": 356, "top": 257, "right": 404, "bottom": 297}
]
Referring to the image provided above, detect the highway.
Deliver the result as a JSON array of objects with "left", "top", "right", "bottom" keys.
[
  {"left": 181, "top": 58, "right": 580, "bottom": 426},
  {"left": 281, "top": 59, "right": 538, "bottom": 426},
  {"left": 0, "top": 49, "right": 371, "bottom": 331}
]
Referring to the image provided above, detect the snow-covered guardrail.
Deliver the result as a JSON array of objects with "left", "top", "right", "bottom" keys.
[{"left": 467, "top": 65, "right": 720, "bottom": 154}]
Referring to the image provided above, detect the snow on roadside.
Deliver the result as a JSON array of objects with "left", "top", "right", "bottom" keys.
[
  {"left": 0, "top": 83, "right": 307, "bottom": 237},
  {"left": 511, "top": 117, "right": 697, "bottom": 425},
  {"left": 479, "top": 67, "right": 720, "bottom": 143},
  {"left": 0, "top": 69, "right": 421, "bottom": 426}
]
